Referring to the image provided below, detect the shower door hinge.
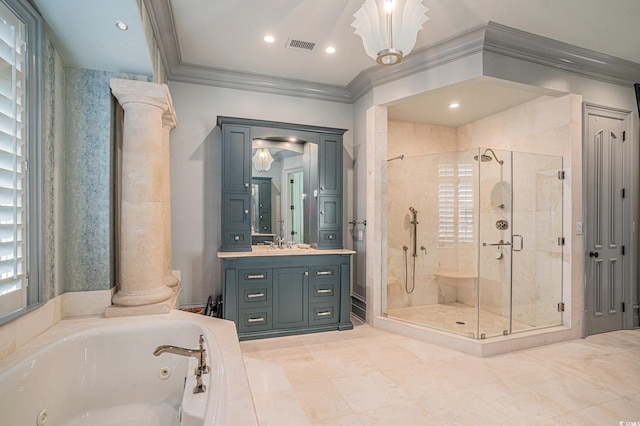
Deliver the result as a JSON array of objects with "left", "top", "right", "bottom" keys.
[
  {"left": 622, "top": 130, "right": 626, "bottom": 141},
  {"left": 558, "top": 237, "right": 565, "bottom": 246},
  {"left": 621, "top": 245, "right": 625, "bottom": 255},
  {"left": 622, "top": 188, "right": 626, "bottom": 198},
  {"left": 557, "top": 171, "right": 565, "bottom": 180},
  {"left": 557, "top": 302, "right": 565, "bottom": 312},
  {"left": 622, "top": 302, "right": 626, "bottom": 312}
]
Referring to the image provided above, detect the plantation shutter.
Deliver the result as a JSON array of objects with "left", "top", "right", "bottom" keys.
[{"left": 0, "top": 3, "right": 26, "bottom": 313}]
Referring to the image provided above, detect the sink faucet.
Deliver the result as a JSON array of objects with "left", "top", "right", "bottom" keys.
[
  {"left": 153, "top": 334, "right": 210, "bottom": 394},
  {"left": 276, "top": 236, "right": 285, "bottom": 249}
]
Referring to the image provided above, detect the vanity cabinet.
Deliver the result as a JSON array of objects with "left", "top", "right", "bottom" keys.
[
  {"left": 221, "top": 254, "right": 353, "bottom": 340},
  {"left": 217, "top": 116, "right": 346, "bottom": 251},
  {"left": 220, "top": 124, "right": 253, "bottom": 251}
]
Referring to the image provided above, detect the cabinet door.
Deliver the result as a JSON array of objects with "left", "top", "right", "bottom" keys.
[
  {"left": 273, "top": 267, "right": 308, "bottom": 329},
  {"left": 223, "top": 125, "right": 252, "bottom": 192},
  {"left": 318, "top": 196, "right": 342, "bottom": 229},
  {"left": 318, "top": 134, "right": 343, "bottom": 196},
  {"left": 223, "top": 193, "right": 251, "bottom": 229}
]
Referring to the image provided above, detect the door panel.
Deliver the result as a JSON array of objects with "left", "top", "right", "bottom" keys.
[{"left": 585, "top": 112, "right": 626, "bottom": 335}]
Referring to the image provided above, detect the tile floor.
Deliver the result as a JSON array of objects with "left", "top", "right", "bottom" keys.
[
  {"left": 387, "top": 302, "right": 534, "bottom": 338},
  {"left": 239, "top": 318, "right": 640, "bottom": 425}
]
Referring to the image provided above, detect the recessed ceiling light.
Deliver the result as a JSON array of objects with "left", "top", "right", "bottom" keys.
[
  {"left": 263, "top": 35, "right": 275, "bottom": 43},
  {"left": 449, "top": 102, "right": 460, "bottom": 109},
  {"left": 325, "top": 46, "right": 336, "bottom": 54},
  {"left": 115, "top": 21, "right": 128, "bottom": 31},
  {"left": 288, "top": 137, "right": 298, "bottom": 142}
]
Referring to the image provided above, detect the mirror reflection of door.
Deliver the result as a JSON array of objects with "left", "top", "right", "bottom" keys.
[{"left": 287, "top": 170, "right": 304, "bottom": 243}]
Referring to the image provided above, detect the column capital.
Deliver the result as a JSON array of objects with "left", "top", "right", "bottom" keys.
[{"left": 110, "top": 78, "right": 176, "bottom": 120}]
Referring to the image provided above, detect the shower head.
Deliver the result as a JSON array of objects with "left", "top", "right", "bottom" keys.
[
  {"left": 473, "top": 148, "right": 504, "bottom": 165},
  {"left": 473, "top": 154, "right": 493, "bottom": 162},
  {"left": 409, "top": 207, "right": 417, "bottom": 214}
]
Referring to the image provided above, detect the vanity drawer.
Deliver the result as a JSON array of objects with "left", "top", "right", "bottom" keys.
[
  {"left": 309, "top": 303, "right": 338, "bottom": 326},
  {"left": 223, "top": 230, "right": 251, "bottom": 248},
  {"left": 309, "top": 266, "right": 339, "bottom": 283},
  {"left": 318, "top": 230, "right": 341, "bottom": 247},
  {"left": 309, "top": 265, "right": 339, "bottom": 302},
  {"left": 238, "top": 282, "right": 272, "bottom": 308},
  {"left": 238, "top": 308, "right": 272, "bottom": 333},
  {"left": 238, "top": 269, "right": 271, "bottom": 285},
  {"left": 310, "top": 282, "right": 338, "bottom": 302}
]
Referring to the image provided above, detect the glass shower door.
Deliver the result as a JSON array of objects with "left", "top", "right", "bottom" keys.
[
  {"left": 511, "top": 152, "right": 563, "bottom": 332},
  {"left": 478, "top": 148, "right": 513, "bottom": 338}
]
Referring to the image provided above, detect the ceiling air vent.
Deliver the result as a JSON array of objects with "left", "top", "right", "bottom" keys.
[{"left": 286, "top": 38, "right": 316, "bottom": 52}]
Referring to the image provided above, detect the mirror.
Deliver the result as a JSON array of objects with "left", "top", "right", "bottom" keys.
[{"left": 250, "top": 132, "right": 318, "bottom": 245}]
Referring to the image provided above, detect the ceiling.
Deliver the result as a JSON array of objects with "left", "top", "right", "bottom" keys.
[{"left": 30, "top": 0, "right": 640, "bottom": 127}]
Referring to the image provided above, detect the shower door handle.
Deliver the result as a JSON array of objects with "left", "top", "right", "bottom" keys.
[
  {"left": 482, "top": 241, "right": 511, "bottom": 247},
  {"left": 513, "top": 234, "right": 523, "bottom": 252}
]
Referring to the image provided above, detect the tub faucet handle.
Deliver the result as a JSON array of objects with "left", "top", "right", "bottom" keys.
[{"left": 197, "top": 334, "right": 210, "bottom": 375}]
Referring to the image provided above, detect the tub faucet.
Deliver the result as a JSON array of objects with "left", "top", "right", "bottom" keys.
[{"left": 153, "top": 334, "right": 210, "bottom": 394}]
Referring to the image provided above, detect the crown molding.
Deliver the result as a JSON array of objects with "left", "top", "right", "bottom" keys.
[
  {"left": 348, "top": 25, "right": 487, "bottom": 102},
  {"left": 483, "top": 22, "right": 640, "bottom": 87},
  {"left": 143, "top": 0, "right": 640, "bottom": 105}
]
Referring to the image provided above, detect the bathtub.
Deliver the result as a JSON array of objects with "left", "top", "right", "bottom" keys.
[{"left": 0, "top": 311, "right": 256, "bottom": 425}]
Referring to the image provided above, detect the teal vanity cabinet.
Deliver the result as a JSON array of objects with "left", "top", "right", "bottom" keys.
[
  {"left": 220, "top": 124, "right": 252, "bottom": 251},
  {"left": 217, "top": 116, "right": 347, "bottom": 251},
  {"left": 220, "top": 253, "right": 354, "bottom": 340}
]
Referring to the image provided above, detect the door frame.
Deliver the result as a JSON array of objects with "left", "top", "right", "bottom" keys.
[{"left": 582, "top": 102, "right": 636, "bottom": 336}]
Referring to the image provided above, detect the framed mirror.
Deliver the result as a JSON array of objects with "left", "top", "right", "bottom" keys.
[{"left": 250, "top": 135, "right": 317, "bottom": 245}]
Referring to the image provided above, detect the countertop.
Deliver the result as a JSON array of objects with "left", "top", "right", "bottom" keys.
[{"left": 217, "top": 246, "right": 356, "bottom": 259}]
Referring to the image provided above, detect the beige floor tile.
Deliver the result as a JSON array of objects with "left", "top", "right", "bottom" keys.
[
  {"left": 469, "top": 380, "right": 570, "bottom": 424},
  {"left": 243, "top": 356, "right": 291, "bottom": 396},
  {"left": 519, "top": 371, "right": 619, "bottom": 411},
  {"left": 357, "top": 401, "right": 441, "bottom": 425},
  {"left": 317, "top": 350, "right": 379, "bottom": 379},
  {"left": 418, "top": 389, "right": 515, "bottom": 426},
  {"left": 239, "top": 324, "right": 640, "bottom": 426},
  {"left": 282, "top": 359, "right": 329, "bottom": 386},
  {"left": 380, "top": 362, "right": 469, "bottom": 400},
  {"left": 292, "top": 380, "right": 355, "bottom": 423},
  {"left": 252, "top": 389, "right": 310, "bottom": 426},
  {"left": 332, "top": 371, "right": 412, "bottom": 413},
  {"left": 311, "top": 413, "right": 364, "bottom": 425}
]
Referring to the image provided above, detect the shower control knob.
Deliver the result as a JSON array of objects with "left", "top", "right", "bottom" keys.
[{"left": 589, "top": 251, "right": 599, "bottom": 258}]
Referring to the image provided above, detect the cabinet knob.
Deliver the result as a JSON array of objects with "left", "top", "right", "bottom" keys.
[
  {"left": 244, "top": 183, "right": 250, "bottom": 188},
  {"left": 234, "top": 235, "right": 240, "bottom": 241},
  {"left": 320, "top": 186, "right": 325, "bottom": 191},
  {"left": 244, "top": 209, "right": 249, "bottom": 214},
  {"left": 320, "top": 211, "right": 324, "bottom": 215},
  {"left": 328, "top": 235, "right": 334, "bottom": 240}
]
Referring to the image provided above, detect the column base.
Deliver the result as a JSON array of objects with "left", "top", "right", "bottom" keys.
[
  {"left": 104, "top": 285, "right": 180, "bottom": 318},
  {"left": 165, "top": 274, "right": 179, "bottom": 288}
]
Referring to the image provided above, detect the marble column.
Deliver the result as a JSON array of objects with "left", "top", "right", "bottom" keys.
[
  {"left": 106, "top": 78, "right": 179, "bottom": 317},
  {"left": 163, "top": 113, "right": 179, "bottom": 290}
]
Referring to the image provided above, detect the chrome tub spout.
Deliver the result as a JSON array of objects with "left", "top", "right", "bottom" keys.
[{"left": 154, "top": 334, "right": 210, "bottom": 393}]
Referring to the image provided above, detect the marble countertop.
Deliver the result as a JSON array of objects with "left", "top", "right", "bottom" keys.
[{"left": 217, "top": 246, "right": 356, "bottom": 258}]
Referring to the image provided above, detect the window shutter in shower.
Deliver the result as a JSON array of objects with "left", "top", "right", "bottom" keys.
[
  {"left": 438, "top": 163, "right": 474, "bottom": 244},
  {"left": 0, "top": 4, "right": 27, "bottom": 316}
]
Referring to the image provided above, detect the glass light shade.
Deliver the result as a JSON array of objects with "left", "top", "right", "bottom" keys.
[
  {"left": 252, "top": 148, "right": 274, "bottom": 172},
  {"left": 352, "top": 0, "right": 429, "bottom": 65}
]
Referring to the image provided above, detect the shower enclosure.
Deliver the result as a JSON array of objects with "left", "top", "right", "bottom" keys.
[{"left": 385, "top": 148, "right": 563, "bottom": 339}]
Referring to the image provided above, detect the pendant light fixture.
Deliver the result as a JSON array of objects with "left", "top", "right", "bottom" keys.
[
  {"left": 352, "top": 0, "right": 429, "bottom": 65},
  {"left": 252, "top": 148, "right": 274, "bottom": 173}
]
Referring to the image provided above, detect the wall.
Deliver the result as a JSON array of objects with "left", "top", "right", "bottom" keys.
[{"left": 167, "top": 81, "right": 354, "bottom": 307}]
